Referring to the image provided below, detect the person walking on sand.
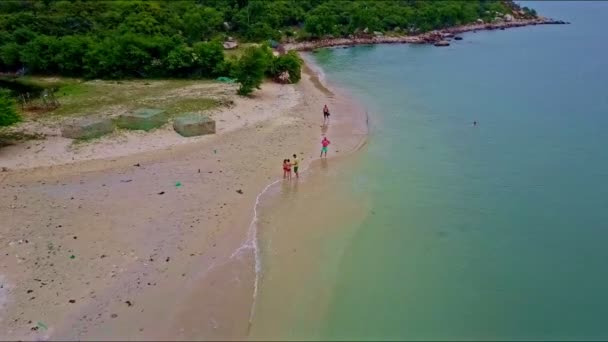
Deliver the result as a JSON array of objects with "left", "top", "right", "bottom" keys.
[
  {"left": 323, "top": 104, "right": 330, "bottom": 124},
  {"left": 292, "top": 154, "right": 300, "bottom": 178},
  {"left": 320, "top": 137, "right": 330, "bottom": 158}
]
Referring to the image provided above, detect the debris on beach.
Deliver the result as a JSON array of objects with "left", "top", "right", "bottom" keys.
[
  {"left": 134, "top": 163, "right": 141, "bottom": 167},
  {"left": 120, "top": 179, "right": 132, "bottom": 183},
  {"left": 175, "top": 182, "right": 182, "bottom": 187},
  {"left": 236, "top": 189, "right": 243, "bottom": 194},
  {"left": 157, "top": 191, "right": 165, "bottom": 195},
  {"left": 125, "top": 300, "right": 133, "bottom": 307}
]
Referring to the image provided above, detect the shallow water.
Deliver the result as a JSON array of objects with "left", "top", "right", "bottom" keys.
[{"left": 252, "top": 1, "right": 608, "bottom": 340}]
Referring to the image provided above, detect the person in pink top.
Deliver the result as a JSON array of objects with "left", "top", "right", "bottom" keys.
[{"left": 320, "top": 136, "right": 330, "bottom": 158}]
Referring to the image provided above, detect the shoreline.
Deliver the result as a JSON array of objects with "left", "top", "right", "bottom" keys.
[
  {"left": 0, "top": 56, "right": 369, "bottom": 340},
  {"left": 284, "top": 17, "right": 569, "bottom": 52}
]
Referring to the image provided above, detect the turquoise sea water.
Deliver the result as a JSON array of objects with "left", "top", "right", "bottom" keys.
[{"left": 308, "top": 2, "right": 608, "bottom": 340}]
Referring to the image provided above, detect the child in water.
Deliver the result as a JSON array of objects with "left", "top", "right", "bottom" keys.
[{"left": 283, "top": 159, "right": 292, "bottom": 180}]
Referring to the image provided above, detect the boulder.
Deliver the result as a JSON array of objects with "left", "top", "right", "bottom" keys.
[
  {"left": 61, "top": 117, "right": 114, "bottom": 139},
  {"left": 116, "top": 108, "right": 168, "bottom": 131},
  {"left": 373, "top": 31, "right": 383, "bottom": 37},
  {"left": 276, "top": 71, "right": 291, "bottom": 84},
  {"left": 504, "top": 14, "right": 514, "bottom": 22},
  {"left": 223, "top": 41, "right": 238, "bottom": 50},
  {"left": 173, "top": 114, "right": 216, "bottom": 137},
  {"left": 434, "top": 40, "right": 450, "bottom": 47},
  {"left": 441, "top": 32, "right": 455, "bottom": 38},
  {"left": 476, "top": 18, "right": 484, "bottom": 24}
]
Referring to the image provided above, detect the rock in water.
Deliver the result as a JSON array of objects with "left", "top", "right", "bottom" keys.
[
  {"left": 173, "top": 114, "right": 216, "bottom": 137},
  {"left": 115, "top": 108, "right": 168, "bottom": 131},
  {"left": 454, "top": 36, "right": 463, "bottom": 41},
  {"left": 61, "top": 117, "right": 114, "bottom": 139},
  {"left": 434, "top": 40, "right": 450, "bottom": 47}
]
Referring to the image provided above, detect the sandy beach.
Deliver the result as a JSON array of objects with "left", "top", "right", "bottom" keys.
[{"left": 0, "top": 59, "right": 368, "bottom": 340}]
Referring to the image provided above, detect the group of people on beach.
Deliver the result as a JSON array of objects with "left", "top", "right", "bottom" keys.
[{"left": 282, "top": 105, "right": 332, "bottom": 180}]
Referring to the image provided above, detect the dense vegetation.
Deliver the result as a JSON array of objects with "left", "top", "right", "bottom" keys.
[
  {"left": 0, "top": 0, "right": 521, "bottom": 83},
  {"left": 0, "top": 89, "right": 21, "bottom": 126}
]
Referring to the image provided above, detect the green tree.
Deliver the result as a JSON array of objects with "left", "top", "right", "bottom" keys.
[
  {"left": 192, "top": 40, "right": 225, "bottom": 77},
  {"left": 165, "top": 44, "right": 195, "bottom": 76},
  {"left": 0, "top": 43, "right": 21, "bottom": 69},
  {"left": 269, "top": 51, "right": 303, "bottom": 84},
  {"left": 234, "top": 45, "right": 272, "bottom": 95},
  {"left": 0, "top": 89, "right": 21, "bottom": 127}
]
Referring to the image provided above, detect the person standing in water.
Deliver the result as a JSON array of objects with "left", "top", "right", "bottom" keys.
[
  {"left": 292, "top": 154, "right": 300, "bottom": 178},
  {"left": 323, "top": 104, "right": 330, "bottom": 125},
  {"left": 283, "top": 159, "right": 291, "bottom": 180},
  {"left": 320, "top": 137, "right": 330, "bottom": 158}
]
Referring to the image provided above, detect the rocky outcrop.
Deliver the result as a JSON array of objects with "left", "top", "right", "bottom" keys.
[
  {"left": 61, "top": 117, "right": 114, "bottom": 140},
  {"left": 223, "top": 41, "right": 238, "bottom": 50},
  {"left": 173, "top": 114, "right": 216, "bottom": 137},
  {"left": 275, "top": 71, "right": 291, "bottom": 84},
  {"left": 115, "top": 108, "right": 167, "bottom": 131},
  {"left": 283, "top": 17, "right": 569, "bottom": 52},
  {"left": 223, "top": 37, "right": 238, "bottom": 50}
]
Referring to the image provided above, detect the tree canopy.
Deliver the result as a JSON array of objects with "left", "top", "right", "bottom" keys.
[{"left": 0, "top": 0, "right": 523, "bottom": 80}]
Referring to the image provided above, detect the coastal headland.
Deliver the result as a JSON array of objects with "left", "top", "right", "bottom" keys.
[{"left": 285, "top": 17, "right": 569, "bottom": 51}]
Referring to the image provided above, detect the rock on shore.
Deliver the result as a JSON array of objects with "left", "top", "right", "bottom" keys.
[{"left": 284, "top": 17, "right": 569, "bottom": 51}]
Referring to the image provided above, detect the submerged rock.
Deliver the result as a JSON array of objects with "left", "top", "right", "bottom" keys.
[{"left": 434, "top": 40, "right": 450, "bottom": 47}]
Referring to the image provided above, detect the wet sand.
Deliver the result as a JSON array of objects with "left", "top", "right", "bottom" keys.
[{"left": 0, "top": 59, "right": 367, "bottom": 340}]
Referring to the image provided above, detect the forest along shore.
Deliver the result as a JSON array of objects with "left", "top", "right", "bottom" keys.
[
  {"left": 0, "top": 61, "right": 367, "bottom": 340},
  {"left": 284, "top": 17, "right": 569, "bottom": 51}
]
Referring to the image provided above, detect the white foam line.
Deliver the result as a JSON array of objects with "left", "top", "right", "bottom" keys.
[
  {"left": 231, "top": 154, "right": 327, "bottom": 327},
  {"left": 235, "top": 117, "right": 371, "bottom": 329}
]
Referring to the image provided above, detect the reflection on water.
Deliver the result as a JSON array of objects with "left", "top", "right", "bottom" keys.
[{"left": 320, "top": 158, "right": 328, "bottom": 172}]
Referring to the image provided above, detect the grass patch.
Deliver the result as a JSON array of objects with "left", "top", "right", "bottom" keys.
[
  {"left": 162, "top": 98, "right": 221, "bottom": 116},
  {"left": 17, "top": 78, "right": 230, "bottom": 119}
]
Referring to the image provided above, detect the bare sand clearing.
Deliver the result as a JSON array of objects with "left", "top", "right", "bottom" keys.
[{"left": 0, "top": 60, "right": 368, "bottom": 340}]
